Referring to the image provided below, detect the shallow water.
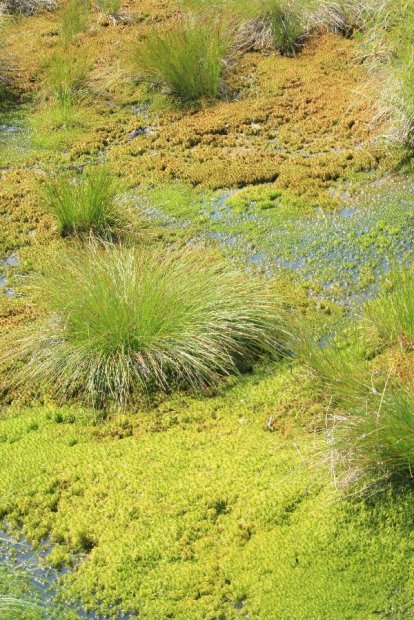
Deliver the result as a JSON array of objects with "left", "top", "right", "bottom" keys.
[
  {"left": 201, "top": 178, "right": 414, "bottom": 304},
  {"left": 0, "top": 108, "right": 30, "bottom": 168},
  {"left": 2, "top": 254, "right": 20, "bottom": 268},
  {"left": 0, "top": 125, "right": 18, "bottom": 134},
  {"left": 0, "top": 530, "right": 133, "bottom": 619},
  {"left": 0, "top": 253, "right": 20, "bottom": 299}
]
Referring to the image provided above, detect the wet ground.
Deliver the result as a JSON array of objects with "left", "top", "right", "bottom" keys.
[
  {"left": 1, "top": 67, "right": 414, "bottom": 617},
  {"left": 0, "top": 529, "right": 134, "bottom": 619},
  {"left": 140, "top": 176, "right": 414, "bottom": 306},
  {"left": 0, "top": 110, "right": 28, "bottom": 167},
  {"left": 0, "top": 253, "right": 20, "bottom": 299}
]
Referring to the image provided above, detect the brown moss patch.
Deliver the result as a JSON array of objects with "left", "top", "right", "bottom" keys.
[{"left": 102, "top": 33, "right": 388, "bottom": 207}]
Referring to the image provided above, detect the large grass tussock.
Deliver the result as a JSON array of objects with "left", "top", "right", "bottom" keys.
[
  {"left": 5, "top": 244, "right": 286, "bottom": 407},
  {"left": 301, "top": 268, "right": 414, "bottom": 490}
]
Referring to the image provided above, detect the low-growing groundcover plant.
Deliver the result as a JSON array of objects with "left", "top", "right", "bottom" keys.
[
  {"left": 42, "top": 167, "right": 123, "bottom": 237},
  {"left": 1, "top": 398, "right": 414, "bottom": 619},
  {"left": 135, "top": 15, "right": 230, "bottom": 102},
  {"left": 4, "top": 244, "right": 287, "bottom": 407}
]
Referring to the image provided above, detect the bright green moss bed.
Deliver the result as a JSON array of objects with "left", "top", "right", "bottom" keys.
[{"left": 0, "top": 366, "right": 413, "bottom": 619}]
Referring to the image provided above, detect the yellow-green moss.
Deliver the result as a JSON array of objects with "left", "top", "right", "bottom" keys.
[{"left": 0, "top": 367, "right": 413, "bottom": 618}]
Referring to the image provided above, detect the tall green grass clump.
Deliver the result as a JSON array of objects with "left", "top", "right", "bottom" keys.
[
  {"left": 367, "top": 268, "right": 414, "bottom": 346},
  {"left": 301, "top": 327, "right": 414, "bottom": 489},
  {"left": 45, "top": 48, "right": 90, "bottom": 113},
  {"left": 61, "top": 0, "right": 89, "bottom": 44},
  {"left": 0, "top": 565, "right": 73, "bottom": 619},
  {"left": 0, "top": 17, "right": 16, "bottom": 102},
  {"left": 42, "top": 167, "right": 122, "bottom": 237},
  {"left": 262, "top": 0, "right": 306, "bottom": 55},
  {"left": 385, "top": 9, "right": 414, "bottom": 146},
  {"left": 336, "top": 388, "right": 414, "bottom": 488},
  {"left": 0, "top": 18, "right": 7, "bottom": 100},
  {"left": 0, "top": 595, "right": 44, "bottom": 619},
  {"left": 300, "top": 268, "right": 414, "bottom": 489},
  {"left": 135, "top": 15, "right": 229, "bottom": 102},
  {"left": 296, "top": 323, "right": 375, "bottom": 408},
  {"left": 309, "top": 0, "right": 387, "bottom": 38},
  {"left": 230, "top": 0, "right": 309, "bottom": 55},
  {"left": 5, "top": 244, "right": 286, "bottom": 407},
  {"left": 363, "top": 0, "right": 414, "bottom": 144},
  {"left": 95, "top": 0, "right": 122, "bottom": 18}
]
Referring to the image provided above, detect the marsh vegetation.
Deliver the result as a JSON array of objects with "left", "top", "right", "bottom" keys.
[
  {"left": 6, "top": 243, "right": 285, "bottom": 406},
  {"left": 1, "top": 0, "right": 414, "bottom": 617},
  {"left": 135, "top": 15, "right": 230, "bottom": 102},
  {"left": 41, "top": 167, "right": 122, "bottom": 237}
]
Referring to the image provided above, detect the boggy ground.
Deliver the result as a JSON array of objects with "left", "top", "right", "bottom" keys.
[{"left": 1, "top": 2, "right": 414, "bottom": 618}]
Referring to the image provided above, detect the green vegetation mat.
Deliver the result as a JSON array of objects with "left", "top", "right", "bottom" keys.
[
  {"left": 1, "top": 371, "right": 414, "bottom": 619},
  {"left": 1, "top": 0, "right": 414, "bottom": 618}
]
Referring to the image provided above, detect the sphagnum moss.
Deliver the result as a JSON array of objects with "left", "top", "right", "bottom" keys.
[{"left": 0, "top": 389, "right": 413, "bottom": 618}]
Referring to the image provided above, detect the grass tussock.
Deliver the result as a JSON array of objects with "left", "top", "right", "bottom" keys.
[
  {"left": 263, "top": 0, "right": 306, "bottom": 55},
  {"left": 300, "top": 268, "right": 414, "bottom": 490},
  {"left": 134, "top": 15, "right": 230, "bottom": 102},
  {"left": 44, "top": 48, "right": 90, "bottom": 111},
  {"left": 41, "top": 166, "right": 124, "bottom": 238},
  {"left": 309, "top": 0, "right": 386, "bottom": 38},
  {"left": 4, "top": 244, "right": 286, "bottom": 407},
  {"left": 0, "top": 595, "right": 43, "bottom": 618},
  {"left": 61, "top": 0, "right": 90, "bottom": 44},
  {"left": 233, "top": 0, "right": 307, "bottom": 56},
  {"left": 367, "top": 268, "right": 414, "bottom": 346},
  {"left": 0, "top": 16, "right": 18, "bottom": 102},
  {"left": 0, "top": 17, "right": 8, "bottom": 99},
  {"left": 303, "top": 331, "right": 414, "bottom": 490},
  {"left": 334, "top": 388, "right": 414, "bottom": 489},
  {"left": 362, "top": 0, "right": 414, "bottom": 144},
  {"left": 296, "top": 324, "right": 375, "bottom": 408},
  {"left": 94, "top": 0, "right": 122, "bottom": 18}
]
